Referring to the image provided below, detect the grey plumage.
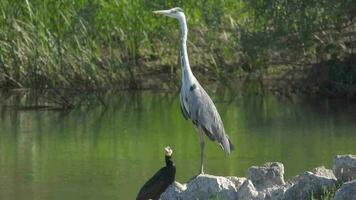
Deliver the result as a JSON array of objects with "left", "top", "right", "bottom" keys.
[
  {"left": 154, "top": 7, "right": 233, "bottom": 174},
  {"left": 180, "top": 82, "right": 233, "bottom": 154}
]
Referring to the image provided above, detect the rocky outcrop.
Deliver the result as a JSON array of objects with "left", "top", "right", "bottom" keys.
[
  {"left": 160, "top": 163, "right": 289, "bottom": 200},
  {"left": 237, "top": 179, "right": 262, "bottom": 200},
  {"left": 159, "top": 155, "right": 356, "bottom": 200},
  {"left": 160, "top": 174, "right": 241, "bottom": 200},
  {"left": 226, "top": 176, "right": 247, "bottom": 190},
  {"left": 247, "top": 162, "right": 285, "bottom": 190},
  {"left": 334, "top": 180, "right": 356, "bottom": 200},
  {"left": 161, "top": 163, "right": 287, "bottom": 200},
  {"left": 283, "top": 166, "right": 336, "bottom": 200},
  {"left": 244, "top": 162, "right": 289, "bottom": 200},
  {"left": 334, "top": 155, "right": 356, "bottom": 182}
]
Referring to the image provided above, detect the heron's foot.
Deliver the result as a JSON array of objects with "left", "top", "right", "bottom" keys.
[
  {"left": 188, "top": 172, "right": 205, "bottom": 181},
  {"left": 200, "top": 165, "right": 204, "bottom": 175}
]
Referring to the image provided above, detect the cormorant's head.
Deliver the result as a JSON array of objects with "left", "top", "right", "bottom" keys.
[
  {"left": 164, "top": 146, "right": 173, "bottom": 157},
  {"left": 153, "top": 7, "right": 184, "bottom": 20}
]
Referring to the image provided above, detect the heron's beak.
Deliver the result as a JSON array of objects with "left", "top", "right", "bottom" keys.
[{"left": 153, "top": 10, "right": 170, "bottom": 16}]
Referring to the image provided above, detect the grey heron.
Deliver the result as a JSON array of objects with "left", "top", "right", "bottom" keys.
[{"left": 154, "top": 7, "right": 234, "bottom": 174}]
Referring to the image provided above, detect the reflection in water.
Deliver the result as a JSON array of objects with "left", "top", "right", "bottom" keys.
[{"left": 0, "top": 90, "right": 355, "bottom": 199}]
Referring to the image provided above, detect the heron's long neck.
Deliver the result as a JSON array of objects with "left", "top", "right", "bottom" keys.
[{"left": 179, "top": 16, "right": 194, "bottom": 85}]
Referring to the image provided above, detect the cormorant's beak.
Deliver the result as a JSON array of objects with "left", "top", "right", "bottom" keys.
[{"left": 153, "top": 10, "right": 170, "bottom": 16}]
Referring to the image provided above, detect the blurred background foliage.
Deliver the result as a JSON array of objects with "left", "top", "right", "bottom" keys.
[{"left": 0, "top": 0, "right": 355, "bottom": 93}]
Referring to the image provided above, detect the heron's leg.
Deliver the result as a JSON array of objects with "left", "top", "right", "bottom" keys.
[{"left": 199, "top": 130, "right": 205, "bottom": 174}]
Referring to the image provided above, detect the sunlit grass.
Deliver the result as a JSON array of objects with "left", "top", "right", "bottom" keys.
[
  {"left": 0, "top": 0, "right": 353, "bottom": 90},
  {"left": 0, "top": 0, "right": 245, "bottom": 89}
]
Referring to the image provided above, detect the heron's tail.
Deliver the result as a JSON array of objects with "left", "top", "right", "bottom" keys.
[
  {"left": 221, "top": 135, "right": 234, "bottom": 155},
  {"left": 229, "top": 138, "right": 234, "bottom": 151}
]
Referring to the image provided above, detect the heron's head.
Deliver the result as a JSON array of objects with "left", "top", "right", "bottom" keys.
[
  {"left": 153, "top": 7, "right": 184, "bottom": 20},
  {"left": 164, "top": 146, "right": 173, "bottom": 156}
]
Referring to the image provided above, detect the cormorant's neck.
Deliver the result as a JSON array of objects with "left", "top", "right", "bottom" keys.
[
  {"left": 165, "top": 155, "right": 173, "bottom": 166},
  {"left": 178, "top": 15, "right": 194, "bottom": 85}
]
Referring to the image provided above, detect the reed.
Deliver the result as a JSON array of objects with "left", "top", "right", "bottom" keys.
[
  {"left": 0, "top": 0, "right": 256, "bottom": 89},
  {"left": 0, "top": 0, "right": 353, "bottom": 89}
]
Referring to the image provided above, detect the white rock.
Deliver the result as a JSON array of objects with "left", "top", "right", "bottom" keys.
[
  {"left": 247, "top": 162, "right": 285, "bottom": 190},
  {"left": 261, "top": 184, "right": 291, "bottom": 200},
  {"left": 160, "top": 174, "right": 237, "bottom": 200},
  {"left": 237, "top": 179, "right": 264, "bottom": 200},
  {"left": 226, "top": 176, "right": 247, "bottom": 190},
  {"left": 160, "top": 160, "right": 347, "bottom": 200},
  {"left": 312, "top": 165, "right": 337, "bottom": 179},
  {"left": 334, "top": 180, "right": 356, "bottom": 200},
  {"left": 283, "top": 166, "right": 336, "bottom": 200},
  {"left": 160, "top": 181, "right": 186, "bottom": 198},
  {"left": 334, "top": 155, "right": 356, "bottom": 182}
]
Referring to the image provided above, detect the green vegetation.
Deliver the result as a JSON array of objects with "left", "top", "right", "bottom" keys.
[
  {"left": 0, "top": 0, "right": 355, "bottom": 92},
  {"left": 310, "top": 183, "right": 341, "bottom": 200}
]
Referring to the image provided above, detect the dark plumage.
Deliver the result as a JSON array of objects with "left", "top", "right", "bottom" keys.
[{"left": 136, "top": 147, "right": 176, "bottom": 200}]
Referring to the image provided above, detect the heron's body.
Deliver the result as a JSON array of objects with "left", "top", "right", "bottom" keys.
[{"left": 154, "top": 7, "right": 233, "bottom": 174}]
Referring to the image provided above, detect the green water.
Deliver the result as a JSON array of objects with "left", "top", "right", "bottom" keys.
[{"left": 0, "top": 91, "right": 355, "bottom": 199}]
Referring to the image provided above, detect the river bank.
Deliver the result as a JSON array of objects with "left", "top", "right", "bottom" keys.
[
  {"left": 1, "top": 56, "right": 355, "bottom": 111},
  {"left": 1, "top": 1, "right": 355, "bottom": 98}
]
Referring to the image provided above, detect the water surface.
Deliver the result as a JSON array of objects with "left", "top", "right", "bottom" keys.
[{"left": 0, "top": 90, "right": 355, "bottom": 199}]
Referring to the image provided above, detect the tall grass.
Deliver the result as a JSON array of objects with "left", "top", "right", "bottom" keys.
[
  {"left": 0, "top": 0, "right": 354, "bottom": 89},
  {"left": 0, "top": 0, "right": 245, "bottom": 89}
]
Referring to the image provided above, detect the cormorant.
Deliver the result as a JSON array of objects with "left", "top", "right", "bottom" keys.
[{"left": 136, "top": 146, "right": 176, "bottom": 200}]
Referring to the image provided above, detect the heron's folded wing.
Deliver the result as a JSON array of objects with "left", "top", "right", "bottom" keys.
[
  {"left": 188, "top": 86, "right": 233, "bottom": 154},
  {"left": 179, "top": 92, "right": 190, "bottom": 120},
  {"left": 189, "top": 87, "right": 225, "bottom": 139}
]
